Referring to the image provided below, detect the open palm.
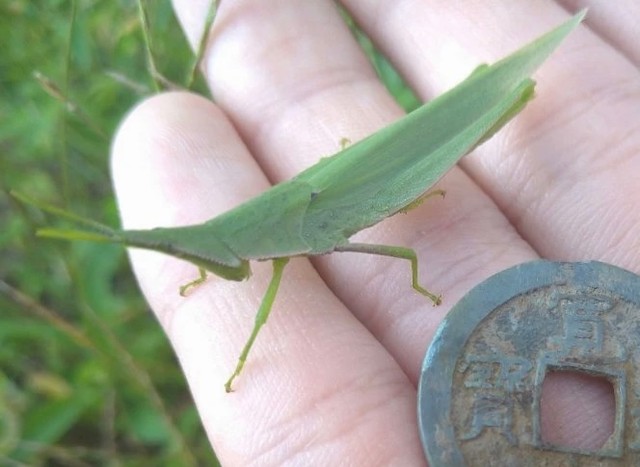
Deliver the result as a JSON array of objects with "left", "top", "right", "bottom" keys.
[{"left": 112, "top": 1, "right": 638, "bottom": 464}]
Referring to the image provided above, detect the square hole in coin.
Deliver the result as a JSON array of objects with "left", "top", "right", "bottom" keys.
[{"left": 539, "top": 368, "right": 618, "bottom": 455}]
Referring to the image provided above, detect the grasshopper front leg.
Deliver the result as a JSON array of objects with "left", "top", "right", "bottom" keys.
[
  {"left": 179, "top": 267, "right": 208, "bottom": 296},
  {"left": 225, "top": 257, "right": 290, "bottom": 392}
]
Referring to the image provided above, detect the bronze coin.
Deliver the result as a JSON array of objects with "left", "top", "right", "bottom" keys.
[{"left": 418, "top": 261, "right": 640, "bottom": 466}]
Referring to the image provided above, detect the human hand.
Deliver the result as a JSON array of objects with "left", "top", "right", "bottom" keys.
[{"left": 111, "top": 1, "right": 637, "bottom": 464}]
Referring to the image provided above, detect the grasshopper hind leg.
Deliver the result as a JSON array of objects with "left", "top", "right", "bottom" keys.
[
  {"left": 335, "top": 243, "right": 442, "bottom": 305},
  {"left": 399, "top": 189, "right": 446, "bottom": 214}
]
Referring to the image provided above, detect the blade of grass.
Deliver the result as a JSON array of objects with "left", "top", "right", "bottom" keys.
[
  {"left": 79, "top": 303, "right": 198, "bottom": 466},
  {"left": 0, "top": 280, "right": 198, "bottom": 465},
  {"left": 58, "top": 0, "right": 78, "bottom": 206},
  {"left": 136, "top": 0, "right": 185, "bottom": 92},
  {"left": 105, "top": 70, "right": 150, "bottom": 95},
  {"left": 0, "top": 280, "right": 95, "bottom": 351},
  {"left": 185, "top": 0, "right": 220, "bottom": 90},
  {"left": 136, "top": 0, "right": 161, "bottom": 92},
  {"left": 33, "top": 71, "right": 108, "bottom": 141}
]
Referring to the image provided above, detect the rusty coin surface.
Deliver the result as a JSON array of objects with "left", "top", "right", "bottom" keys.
[{"left": 418, "top": 260, "right": 640, "bottom": 466}]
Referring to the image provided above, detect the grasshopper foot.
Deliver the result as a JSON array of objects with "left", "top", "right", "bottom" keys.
[
  {"left": 179, "top": 268, "right": 207, "bottom": 296},
  {"left": 399, "top": 189, "right": 446, "bottom": 214}
]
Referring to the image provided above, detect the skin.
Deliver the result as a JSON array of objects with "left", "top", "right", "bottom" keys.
[{"left": 111, "top": 1, "right": 639, "bottom": 465}]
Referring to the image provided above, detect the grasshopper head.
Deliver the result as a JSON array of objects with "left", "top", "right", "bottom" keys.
[{"left": 121, "top": 225, "right": 251, "bottom": 282}]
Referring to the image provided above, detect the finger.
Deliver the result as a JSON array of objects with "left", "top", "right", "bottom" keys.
[
  {"left": 174, "top": 0, "right": 540, "bottom": 371},
  {"left": 346, "top": 1, "right": 640, "bottom": 270},
  {"left": 174, "top": 0, "right": 601, "bottom": 455},
  {"left": 557, "top": 0, "right": 640, "bottom": 66},
  {"left": 177, "top": 0, "right": 399, "bottom": 172},
  {"left": 112, "top": 92, "right": 426, "bottom": 465},
  {"left": 179, "top": 0, "right": 622, "bottom": 453},
  {"left": 345, "top": 0, "right": 627, "bottom": 450}
]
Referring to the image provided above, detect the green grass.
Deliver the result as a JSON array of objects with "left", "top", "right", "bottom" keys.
[
  {"left": 2, "top": 1, "right": 217, "bottom": 465},
  {"left": 1, "top": 1, "right": 416, "bottom": 465}
]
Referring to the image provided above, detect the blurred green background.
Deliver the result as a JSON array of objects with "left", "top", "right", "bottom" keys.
[
  {"left": 2, "top": 1, "right": 218, "bottom": 465},
  {"left": 1, "top": 1, "right": 417, "bottom": 465}
]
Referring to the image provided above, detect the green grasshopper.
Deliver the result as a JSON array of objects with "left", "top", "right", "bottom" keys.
[{"left": 13, "top": 12, "right": 584, "bottom": 392}]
